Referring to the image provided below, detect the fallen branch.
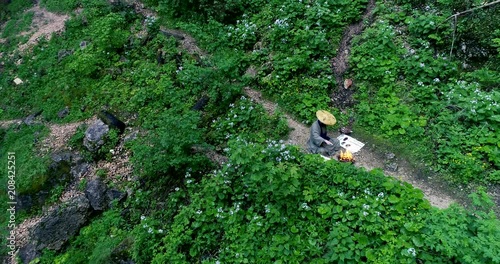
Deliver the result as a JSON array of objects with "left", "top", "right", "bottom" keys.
[
  {"left": 441, "top": 0, "right": 500, "bottom": 57},
  {"left": 449, "top": 15, "right": 457, "bottom": 58},
  {"left": 443, "top": 0, "right": 500, "bottom": 22}
]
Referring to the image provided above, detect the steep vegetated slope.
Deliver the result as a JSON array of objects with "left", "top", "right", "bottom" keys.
[
  {"left": 349, "top": 0, "right": 500, "bottom": 187},
  {"left": 0, "top": 0, "right": 499, "bottom": 263}
]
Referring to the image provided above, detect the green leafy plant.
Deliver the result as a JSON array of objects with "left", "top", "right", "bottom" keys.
[
  {"left": 78, "top": 179, "right": 87, "bottom": 192},
  {"left": 68, "top": 124, "right": 87, "bottom": 151},
  {"left": 0, "top": 10, "right": 33, "bottom": 38},
  {"left": 0, "top": 125, "right": 48, "bottom": 256},
  {"left": 97, "top": 129, "right": 120, "bottom": 161},
  {"left": 96, "top": 168, "right": 107, "bottom": 178},
  {"left": 131, "top": 109, "right": 208, "bottom": 178},
  {"left": 37, "top": 210, "right": 128, "bottom": 263},
  {"left": 148, "top": 139, "right": 500, "bottom": 263},
  {"left": 47, "top": 185, "right": 65, "bottom": 204},
  {"left": 209, "top": 95, "right": 289, "bottom": 146},
  {"left": 40, "top": 0, "right": 80, "bottom": 13}
]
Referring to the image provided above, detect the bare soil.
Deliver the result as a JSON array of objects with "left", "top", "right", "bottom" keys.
[{"left": 14, "top": 5, "right": 68, "bottom": 52}]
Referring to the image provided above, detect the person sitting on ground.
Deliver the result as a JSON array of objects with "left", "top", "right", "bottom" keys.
[{"left": 307, "top": 110, "right": 341, "bottom": 157}]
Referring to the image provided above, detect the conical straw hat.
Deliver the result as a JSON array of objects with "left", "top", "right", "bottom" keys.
[{"left": 316, "top": 110, "right": 336, "bottom": 126}]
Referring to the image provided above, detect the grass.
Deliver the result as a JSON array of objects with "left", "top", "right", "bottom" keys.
[
  {"left": 1, "top": 10, "right": 33, "bottom": 38},
  {"left": 0, "top": 124, "right": 49, "bottom": 256}
]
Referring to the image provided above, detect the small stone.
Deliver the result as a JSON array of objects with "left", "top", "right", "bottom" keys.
[
  {"left": 57, "top": 49, "right": 73, "bottom": 62},
  {"left": 123, "top": 130, "right": 138, "bottom": 143},
  {"left": 23, "top": 111, "right": 42, "bottom": 125},
  {"left": 385, "top": 153, "right": 396, "bottom": 160},
  {"left": 80, "top": 41, "right": 88, "bottom": 50},
  {"left": 344, "top": 79, "right": 353, "bottom": 89},
  {"left": 14, "top": 77, "right": 23, "bottom": 85},
  {"left": 71, "top": 161, "right": 90, "bottom": 179},
  {"left": 385, "top": 162, "right": 398, "bottom": 172},
  {"left": 58, "top": 106, "right": 69, "bottom": 119}
]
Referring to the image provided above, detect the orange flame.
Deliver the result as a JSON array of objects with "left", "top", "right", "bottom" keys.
[{"left": 339, "top": 149, "right": 354, "bottom": 162}]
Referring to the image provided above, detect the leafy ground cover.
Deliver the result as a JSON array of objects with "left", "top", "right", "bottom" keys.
[
  {"left": 151, "top": 0, "right": 500, "bottom": 187},
  {"left": 0, "top": 125, "right": 49, "bottom": 252},
  {"left": 349, "top": 0, "right": 500, "bottom": 185},
  {"left": 1, "top": 0, "right": 499, "bottom": 263}
]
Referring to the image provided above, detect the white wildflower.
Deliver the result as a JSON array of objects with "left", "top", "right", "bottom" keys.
[{"left": 407, "top": 247, "right": 416, "bottom": 257}]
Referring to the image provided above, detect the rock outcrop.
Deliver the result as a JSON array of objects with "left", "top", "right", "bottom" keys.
[
  {"left": 84, "top": 178, "right": 108, "bottom": 211},
  {"left": 83, "top": 119, "right": 110, "bottom": 152},
  {"left": 18, "top": 195, "right": 91, "bottom": 263}
]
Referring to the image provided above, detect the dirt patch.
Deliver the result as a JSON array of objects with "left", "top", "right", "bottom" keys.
[
  {"left": 16, "top": 5, "right": 69, "bottom": 52},
  {"left": 354, "top": 144, "right": 455, "bottom": 208},
  {"left": 38, "top": 117, "right": 96, "bottom": 154},
  {"left": 0, "top": 119, "right": 23, "bottom": 128},
  {"left": 91, "top": 140, "right": 134, "bottom": 183}
]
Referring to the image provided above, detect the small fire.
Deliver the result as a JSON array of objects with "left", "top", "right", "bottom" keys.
[{"left": 338, "top": 149, "right": 354, "bottom": 162}]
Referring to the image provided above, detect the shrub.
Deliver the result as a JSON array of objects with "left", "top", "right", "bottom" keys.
[
  {"left": 40, "top": 0, "right": 80, "bottom": 13},
  {"left": 131, "top": 109, "right": 208, "bottom": 178},
  {"left": 208, "top": 95, "right": 289, "bottom": 146}
]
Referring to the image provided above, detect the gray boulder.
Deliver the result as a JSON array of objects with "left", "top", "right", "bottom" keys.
[
  {"left": 70, "top": 154, "right": 90, "bottom": 179},
  {"left": 107, "top": 189, "right": 127, "bottom": 208},
  {"left": 23, "top": 110, "right": 42, "bottom": 125},
  {"left": 18, "top": 243, "right": 38, "bottom": 264},
  {"left": 83, "top": 120, "right": 109, "bottom": 152},
  {"left": 71, "top": 161, "right": 90, "bottom": 179},
  {"left": 57, "top": 106, "right": 70, "bottom": 118},
  {"left": 385, "top": 162, "right": 399, "bottom": 172},
  {"left": 85, "top": 179, "right": 108, "bottom": 211},
  {"left": 18, "top": 195, "right": 91, "bottom": 263},
  {"left": 98, "top": 110, "right": 126, "bottom": 133}
]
